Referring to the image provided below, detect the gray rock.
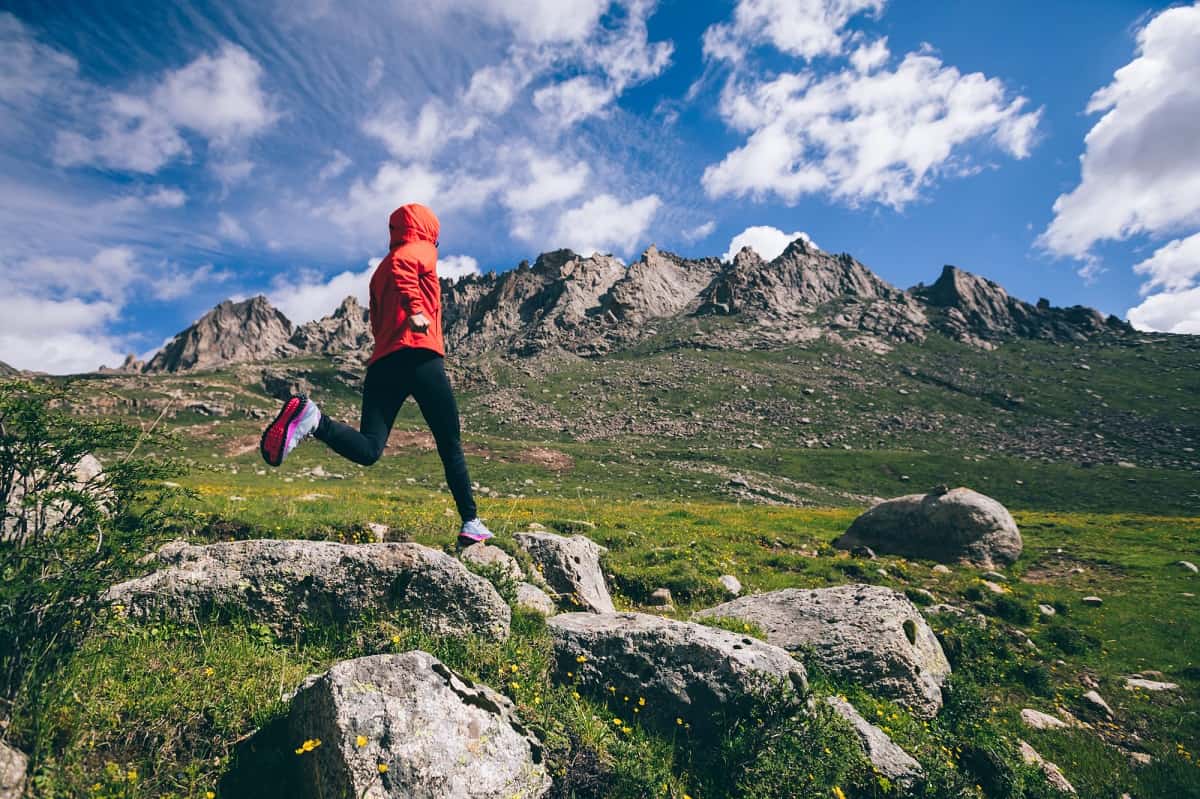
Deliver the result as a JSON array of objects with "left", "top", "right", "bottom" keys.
[
  {"left": 1082, "top": 690, "right": 1114, "bottom": 719},
  {"left": 1177, "top": 560, "right": 1198, "bottom": 574},
  {"left": 835, "top": 487, "right": 1022, "bottom": 568},
  {"left": 932, "top": 564, "right": 952, "bottom": 575},
  {"left": 106, "top": 539, "right": 510, "bottom": 641},
  {"left": 513, "top": 532, "right": 614, "bottom": 613},
  {"left": 1081, "top": 596, "right": 1103, "bottom": 607},
  {"left": 515, "top": 582, "right": 556, "bottom": 616},
  {"left": 718, "top": 574, "right": 743, "bottom": 596},
  {"left": 0, "top": 741, "right": 27, "bottom": 799},
  {"left": 648, "top": 587, "right": 673, "bottom": 607},
  {"left": 3, "top": 453, "right": 107, "bottom": 544},
  {"left": 826, "top": 696, "right": 924, "bottom": 790},
  {"left": 1123, "top": 677, "right": 1178, "bottom": 692},
  {"left": 460, "top": 543, "right": 525, "bottom": 583},
  {"left": 146, "top": 295, "right": 296, "bottom": 373},
  {"left": 696, "top": 585, "right": 951, "bottom": 717},
  {"left": 1038, "top": 604, "right": 1057, "bottom": 617},
  {"left": 1020, "top": 708, "right": 1068, "bottom": 730},
  {"left": 1019, "top": 740, "right": 1076, "bottom": 795},
  {"left": 547, "top": 612, "right": 807, "bottom": 735},
  {"left": 282, "top": 652, "right": 550, "bottom": 799}
]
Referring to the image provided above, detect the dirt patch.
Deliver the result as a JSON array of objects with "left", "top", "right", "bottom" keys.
[
  {"left": 384, "top": 429, "right": 437, "bottom": 452},
  {"left": 516, "top": 447, "right": 575, "bottom": 471},
  {"left": 223, "top": 434, "right": 261, "bottom": 458},
  {"left": 1022, "top": 553, "right": 1126, "bottom": 584}
]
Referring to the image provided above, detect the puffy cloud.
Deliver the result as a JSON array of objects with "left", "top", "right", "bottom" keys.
[
  {"left": 463, "top": 0, "right": 610, "bottom": 44},
  {"left": 1127, "top": 285, "right": 1200, "bottom": 335},
  {"left": 683, "top": 220, "right": 716, "bottom": 242},
  {"left": 16, "top": 246, "right": 139, "bottom": 302},
  {"left": 702, "top": 0, "right": 885, "bottom": 64},
  {"left": 270, "top": 262, "right": 374, "bottom": 324},
  {"left": 723, "top": 225, "right": 817, "bottom": 261},
  {"left": 551, "top": 193, "right": 661, "bottom": 255},
  {"left": 146, "top": 187, "right": 187, "bottom": 208},
  {"left": 363, "top": 99, "right": 482, "bottom": 161},
  {"left": 53, "top": 44, "right": 277, "bottom": 174},
  {"left": 1132, "top": 233, "right": 1200, "bottom": 296},
  {"left": 702, "top": 50, "right": 1040, "bottom": 208},
  {"left": 1040, "top": 3, "right": 1200, "bottom": 260},
  {"left": 502, "top": 155, "right": 590, "bottom": 214},
  {"left": 533, "top": 77, "right": 615, "bottom": 127},
  {"left": 439, "top": 254, "right": 481, "bottom": 282},
  {"left": 0, "top": 293, "right": 127, "bottom": 374}
]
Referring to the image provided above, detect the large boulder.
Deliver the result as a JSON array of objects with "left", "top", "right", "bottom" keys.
[
  {"left": 834, "top": 487, "right": 1022, "bottom": 568},
  {"left": 695, "top": 585, "right": 950, "bottom": 718},
  {"left": 546, "top": 612, "right": 807, "bottom": 735},
  {"left": 825, "top": 696, "right": 924, "bottom": 790},
  {"left": 0, "top": 741, "right": 26, "bottom": 799},
  {"left": 513, "top": 532, "right": 615, "bottom": 613},
  {"left": 3, "top": 453, "right": 107, "bottom": 543},
  {"left": 106, "top": 540, "right": 510, "bottom": 641},
  {"left": 241, "top": 651, "right": 551, "bottom": 799}
]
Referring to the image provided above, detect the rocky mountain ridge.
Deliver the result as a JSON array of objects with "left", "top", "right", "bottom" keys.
[{"left": 129, "top": 238, "right": 1132, "bottom": 373}]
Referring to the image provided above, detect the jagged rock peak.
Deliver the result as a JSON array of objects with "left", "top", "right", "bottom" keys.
[
  {"left": 289, "top": 295, "right": 372, "bottom": 356},
  {"left": 143, "top": 295, "right": 296, "bottom": 373}
]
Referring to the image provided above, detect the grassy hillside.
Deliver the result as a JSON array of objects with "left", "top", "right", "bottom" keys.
[{"left": 14, "top": 331, "right": 1199, "bottom": 797}]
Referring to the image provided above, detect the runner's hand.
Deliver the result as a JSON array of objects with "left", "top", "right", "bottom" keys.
[{"left": 410, "top": 312, "right": 430, "bottom": 332}]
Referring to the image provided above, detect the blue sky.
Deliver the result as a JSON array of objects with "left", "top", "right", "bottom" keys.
[{"left": 2, "top": 0, "right": 1199, "bottom": 372}]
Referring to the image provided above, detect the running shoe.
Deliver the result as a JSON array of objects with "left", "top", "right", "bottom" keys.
[
  {"left": 457, "top": 517, "right": 494, "bottom": 548},
  {"left": 260, "top": 395, "right": 321, "bottom": 467}
]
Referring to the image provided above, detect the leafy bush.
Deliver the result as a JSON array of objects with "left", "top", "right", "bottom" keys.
[{"left": 0, "top": 380, "right": 182, "bottom": 743}]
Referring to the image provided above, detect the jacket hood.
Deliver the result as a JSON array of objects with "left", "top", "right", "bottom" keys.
[{"left": 389, "top": 204, "right": 440, "bottom": 248}]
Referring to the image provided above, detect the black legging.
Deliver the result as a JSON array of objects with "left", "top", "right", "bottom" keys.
[{"left": 314, "top": 347, "right": 476, "bottom": 522}]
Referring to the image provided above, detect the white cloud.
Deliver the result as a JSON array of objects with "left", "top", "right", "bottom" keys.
[
  {"left": 363, "top": 99, "right": 481, "bottom": 160},
  {"left": 703, "top": 0, "right": 885, "bottom": 63},
  {"left": 439, "top": 254, "right": 481, "bottom": 282},
  {"left": 151, "top": 262, "right": 231, "bottom": 301},
  {"left": 552, "top": 193, "right": 661, "bottom": 255},
  {"left": 723, "top": 225, "right": 817, "bottom": 261},
  {"left": 217, "top": 212, "right": 250, "bottom": 243},
  {"left": 1127, "top": 285, "right": 1200, "bottom": 335},
  {"left": 0, "top": 12, "right": 79, "bottom": 104},
  {"left": 683, "top": 220, "right": 716, "bottom": 242},
  {"left": 16, "top": 246, "right": 139, "bottom": 302},
  {"left": 212, "top": 158, "right": 255, "bottom": 186},
  {"left": 463, "top": 0, "right": 610, "bottom": 43},
  {"left": 365, "top": 56, "right": 384, "bottom": 90},
  {"left": 318, "top": 149, "right": 352, "bottom": 182},
  {"left": 1132, "top": 233, "right": 1200, "bottom": 296},
  {"left": 146, "top": 187, "right": 187, "bottom": 208},
  {"left": 1040, "top": 4, "right": 1200, "bottom": 260},
  {"left": 0, "top": 286, "right": 126, "bottom": 374},
  {"left": 702, "top": 50, "right": 1040, "bottom": 208},
  {"left": 503, "top": 155, "right": 590, "bottom": 214},
  {"left": 533, "top": 77, "right": 615, "bottom": 127},
  {"left": 270, "top": 262, "right": 374, "bottom": 324},
  {"left": 53, "top": 43, "right": 276, "bottom": 174}
]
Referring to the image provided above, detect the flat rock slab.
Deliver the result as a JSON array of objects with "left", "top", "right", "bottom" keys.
[
  {"left": 696, "top": 585, "right": 951, "bottom": 718},
  {"left": 515, "top": 582, "right": 556, "bottom": 616},
  {"left": 0, "top": 741, "right": 26, "bottom": 799},
  {"left": 261, "top": 651, "right": 549, "bottom": 799},
  {"left": 825, "top": 696, "right": 923, "bottom": 790},
  {"left": 547, "top": 612, "right": 807, "bottom": 736},
  {"left": 514, "top": 532, "right": 615, "bottom": 613},
  {"left": 106, "top": 539, "right": 510, "bottom": 641},
  {"left": 460, "top": 543, "right": 524, "bottom": 582},
  {"left": 834, "top": 487, "right": 1022, "bottom": 568}
]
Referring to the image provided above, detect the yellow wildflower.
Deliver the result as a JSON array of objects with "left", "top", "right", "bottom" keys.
[
  {"left": 356, "top": 735, "right": 368, "bottom": 748},
  {"left": 833, "top": 788, "right": 847, "bottom": 799},
  {"left": 378, "top": 763, "right": 389, "bottom": 773}
]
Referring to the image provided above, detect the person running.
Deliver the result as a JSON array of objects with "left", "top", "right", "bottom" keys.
[{"left": 259, "top": 203, "right": 493, "bottom": 547}]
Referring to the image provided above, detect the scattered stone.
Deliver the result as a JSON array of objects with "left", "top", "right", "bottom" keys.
[
  {"left": 1021, "top": 708, "right": 1068, "bottom": 730},
  {"left": 851, "top": 545, "right": 877, "bottom": 559},
  {"left": 1177, "top": 560, "right": 1198, "bottom": 574},
  {"left": 718, "top": 574, "right": 742, "bottom": 596},
  {"left": 1081, "top": 596, "right": 1103, "bottom": 607},
  {"left": 981, "top": 570, "right": 1008, "bottom": 582},
  {"left": 695, "top": 585, "right": 951, "bottom": 717},
  {"left": 835, "top": 487, "right": 1022, "bottom": 568},
  {"left": 826, "top": 696, "right": 924, "bottom": 790},
  {"left": 515, "top": 583, "right": 556, "bottom": 616},
  {"left": 0, "top": 741, "right": 27, "bottom": 799},
  {"left": 106, "top": 539, "right": 510, "bottom": 641},
  {"left": 547, "top": 612, "right": 808, "bottom": 736},
  {"left": 460, "top": 543, "right": 525, "bottom": 583},
  {"left": 648, "top": 587, "right": 674, "bottom": 607},
  {"left": 1038, "top": 604, "right": 1057, "bottom": 617},
  {"left": 981, "top": 580, "right": 1008, "bottom": 594},
  {"left": 1082, "top": 690, "right": 1114, "bottom": 719},
  {"left": 1127, "top": 751, "right": 1153, "bottom": 766},
  {"left": 366, "top": 522, "right": 389, "bottom": 543},
  {"left": 513, "top": 532, "right": 615, "bottom": 613},
  {"left": 1018, "top": 740, "right": 1076, "bottom": 795},
  {"left": 932, "top": 564, "right": 952, "bottom": 575},
  {"left": 1123, "top": 677, "right": 1179, "bottom": 692},
  {"left": 253, "top": 651, "right": 550, "bottom": 798},
  {"left": 909, "top": 588, "right": 935, "bottom": 602}
]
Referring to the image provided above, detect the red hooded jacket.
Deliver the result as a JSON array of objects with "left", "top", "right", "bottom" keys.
[{"left": 368, "top": 204, "right": 445, "bottom": 364}]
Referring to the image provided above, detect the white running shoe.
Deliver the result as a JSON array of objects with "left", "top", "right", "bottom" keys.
[
  {"left": 457, "top": 518, "right": 494, "bottom": 547},
  {"left": 260, "top": 396, "right": 321, "bottom": 467}
]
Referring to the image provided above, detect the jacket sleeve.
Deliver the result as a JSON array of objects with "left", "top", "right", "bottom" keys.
[{"left": 389, "top": 251, "right": 426, "bottom": 316}]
